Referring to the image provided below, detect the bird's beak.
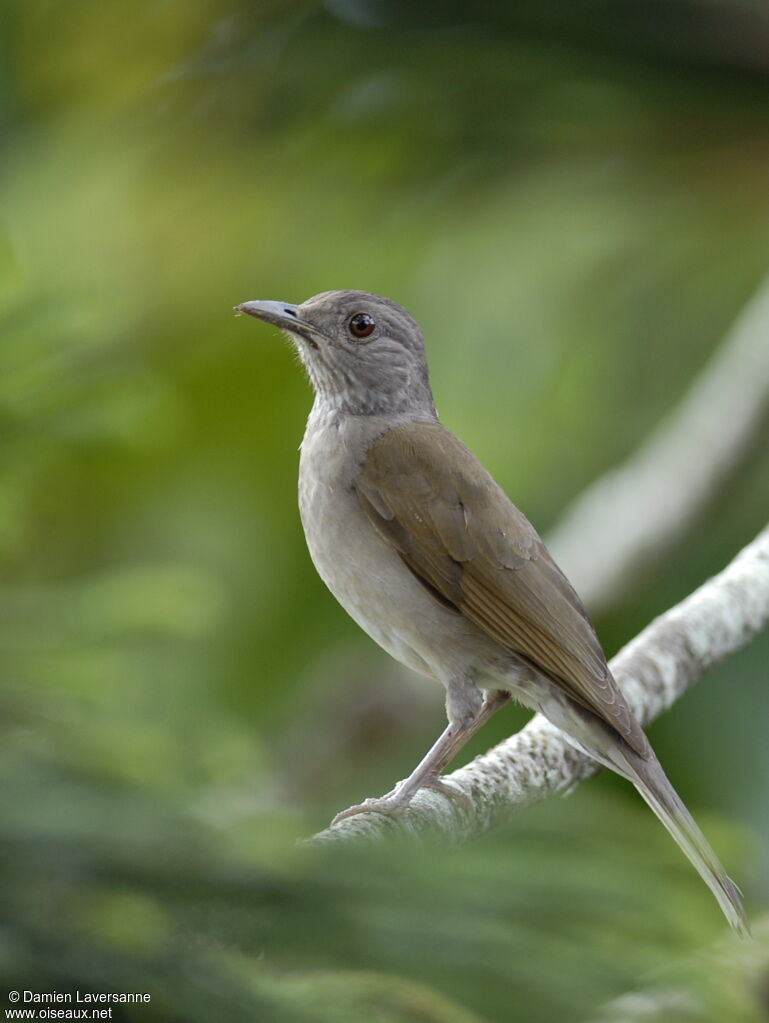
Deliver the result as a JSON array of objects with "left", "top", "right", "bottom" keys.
[
  {"left": 235, "top": 299, "right": 301, "bottom": 328},
  {"left": 234, "top": 299, "right": 322, "bottom": 349}
]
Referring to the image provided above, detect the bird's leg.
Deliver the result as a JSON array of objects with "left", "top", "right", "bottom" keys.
[
  {"left": 330, "top": 690, "right": 510, "bottom": 825},
  {"left": 436, "top": 691, "right": 511, "bottom": 769}
]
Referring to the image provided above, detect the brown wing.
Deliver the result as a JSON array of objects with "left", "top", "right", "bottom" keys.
[{"left": 356, "top": 421, "right": 648, "bottom": 756}]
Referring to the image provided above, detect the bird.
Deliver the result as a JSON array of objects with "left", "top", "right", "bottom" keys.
[{"left": 235, "top": 289, "right": 747, "bottom": 934}]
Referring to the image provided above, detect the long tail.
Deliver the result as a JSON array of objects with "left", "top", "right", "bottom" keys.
[{"left": 619, "top": 747, "right": 749, "bottom": 937}]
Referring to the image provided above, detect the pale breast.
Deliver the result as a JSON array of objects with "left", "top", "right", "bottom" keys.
[{"left": 297, "top": 408, "right": 489, "bottom": 683}]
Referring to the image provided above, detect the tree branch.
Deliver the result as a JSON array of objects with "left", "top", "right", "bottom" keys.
[
  {"left": 547, "top": 275, "right": 769, "bottom": 615},
  {"left": 311, "top": 524, "right": 769, "bottom": 845}
]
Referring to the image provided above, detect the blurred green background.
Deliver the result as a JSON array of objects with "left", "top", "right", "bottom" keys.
[{"left": 2, "top": 1, "right": 769, "bottom": 1020}]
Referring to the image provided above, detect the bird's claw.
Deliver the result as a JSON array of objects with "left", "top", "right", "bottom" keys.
[
  {"left": 330, "top": 774, "right": 475, "bottom": 827},
  {"left": 421, "top": 775, "right": 476, "bottom": 820},
  {"left": 330, "top": 792, "right": 407, "bottom": 826}
]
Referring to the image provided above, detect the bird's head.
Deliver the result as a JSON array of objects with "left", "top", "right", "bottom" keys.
[{"left": 235, "top": 290, "right": 436, "bottom": 417}]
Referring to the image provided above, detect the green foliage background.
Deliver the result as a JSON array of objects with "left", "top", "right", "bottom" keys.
[{"left": 1, "top": 2, "right": 768, "bottom": 1020}]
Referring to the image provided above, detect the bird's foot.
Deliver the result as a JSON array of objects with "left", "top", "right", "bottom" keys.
[
  {"left": 330, "top": 791, "right": 408, "bottom": 826},
  {"left": 330, "top": 774, "right": 474, "bottom": 827},
  {"left": 421, "top": 775, "right": 476, "bottom": 820}
]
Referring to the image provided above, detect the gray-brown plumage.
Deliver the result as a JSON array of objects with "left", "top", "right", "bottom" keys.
[
  {"left": 357, "top": 422, "right": 648, "bottom": 757},
  {"left": 236, "top": 289, "right": 747, "bottom": 935}
]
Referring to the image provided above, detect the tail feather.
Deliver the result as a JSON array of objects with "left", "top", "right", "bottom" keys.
[
  {"left": 622, "top": 750, "right": 749, "bottom": 937},
  {"left": 538, "top": 696, "right": 748, "bottom": 933}
]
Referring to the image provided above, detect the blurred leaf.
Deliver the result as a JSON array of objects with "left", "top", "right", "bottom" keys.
[{"left": 0, "top": 1, "right": 767, "bottom": 1019}]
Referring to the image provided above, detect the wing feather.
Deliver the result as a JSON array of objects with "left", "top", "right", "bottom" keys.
[{"left": 356, "top": 421, "right": 648, "bottom": 756}]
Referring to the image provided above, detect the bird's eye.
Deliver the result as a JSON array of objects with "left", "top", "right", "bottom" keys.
[{"left": 348, "top": 312, "right": 376, "bottom": 340}]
